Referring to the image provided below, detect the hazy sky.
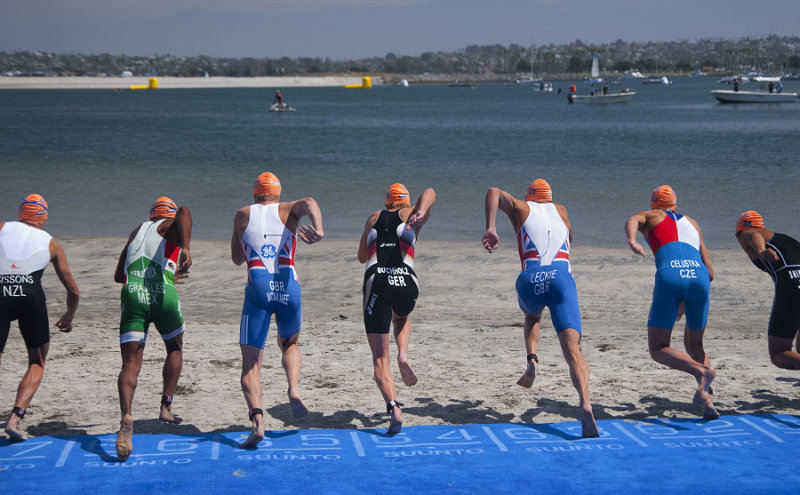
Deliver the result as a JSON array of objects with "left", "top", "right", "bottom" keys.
[{"left": 1, "top": 0, "right": 798, "bottom": 59}]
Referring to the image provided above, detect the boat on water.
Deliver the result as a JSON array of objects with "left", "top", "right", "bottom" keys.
[
  {"left": 269, "top": 103, "right": 296, "bottom": 112},
  {"left": 690, "top": 69, "right": 708, "bottom": 78},
  {"left": 516, "top": 44, "right": 543, "bottom": 85},
  {"left": 516, "top": 76, "right": 542, "bottom": 85},
  {"left": 717, "top": 70, "right": 781, "bottom": 85},
  {"left": 711, "top": 89, "right": 799, "bottom": 104},
  {"left": 533, "top": 81, "right": 554, "bottom": 92},
  {"left": 642, "top": 76, "right": 671, "bottom": 85},
  {"left": 568, "top": 55, "right": 635, "bottom": 104},
  {"left": 568, "top": 90, "right": 635, "bottom": 104},
  {"left": 623, "top": 69, "right": 646, "bottom": 79}
]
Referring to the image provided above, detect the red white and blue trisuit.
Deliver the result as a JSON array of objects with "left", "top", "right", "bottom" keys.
[
  {"left": 239, "top": 203, "right": 301, "bottom": 347},
  {"left": 646, "top": 211, "right": 710, "bottom": 331},
  {"left": 515, "top": 202, "right": 581, "bottom": 334}
]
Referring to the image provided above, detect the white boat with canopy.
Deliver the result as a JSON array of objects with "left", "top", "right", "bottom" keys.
[
  {"left": 568, "top": 55, "right": 635, "bottom": 104},
  {"left": 711, "top": 89, "right": 798, "bottom": 103}
]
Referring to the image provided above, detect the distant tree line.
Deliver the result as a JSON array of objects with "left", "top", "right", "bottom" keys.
[{"left": 2, "top": 35, "right": 799, "bottom": 78}]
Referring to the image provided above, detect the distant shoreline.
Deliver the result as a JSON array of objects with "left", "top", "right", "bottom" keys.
[
  {"left": 0, "top": 71, "right": 740, "bottom": 90},
  {"left": 0, "top": 75, "right": 372, "bottom": 90}
]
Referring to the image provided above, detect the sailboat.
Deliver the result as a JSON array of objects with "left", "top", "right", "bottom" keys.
[
  {"left": 516, "top": 45, "right": 542, "bottom": 85},
  {"left": 567, "top": 55, "right": 635, "bottom": 104}
]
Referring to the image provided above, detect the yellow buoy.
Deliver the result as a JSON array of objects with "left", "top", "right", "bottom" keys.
[
  {"left": 130, "top": 77, "right": 159, "bottom": 90},
  {"left": 345, "top": 76, "right": 372, "bottom": 89}
]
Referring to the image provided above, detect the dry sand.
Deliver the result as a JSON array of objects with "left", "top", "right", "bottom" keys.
[
  {"left": 1, "top": 238, "right": 798, "bottom": 439},
  {"left": 0, "top": 76, "right": 373, "bottom": 90}
]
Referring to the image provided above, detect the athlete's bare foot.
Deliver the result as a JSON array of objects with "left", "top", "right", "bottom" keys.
[
  {"left": 698, "top": 365, "right": 716, "bottom": 393},
  {"left": 116, "top": 414, "right": 134, "bottom": 461},
  {"left": 288, "top": 389, "right": 308, "bottom": 419},
  {"left": 516, "top": 361, "right": 537, "bottom": 388},
  {"left": 387, "top": 407, "right": 403, "bottom": 435},
  {"left": 398, "top": 360, "right": 418, "bottom": 387},
  {"left": 4, "top": 413, "right": 27, "bottom": 442},
  {"left": 580, "top": 405, "right": 600, "bottom": 438},
  {"left": 159, "top": 405, "right": 183, "bottom": 424},
  {"left": 693, "top": 390, "right": 720, "bottom": 420},
  {"left": 239, "top": 429, "right": 265, "bottom": 449},
  {"left": 239, "top": 410, "right": 265, "bottom": 449},
  {"left": 289, "top": 397, "right": 308, "bottom": 419},
  {"left": 692, "top": 366, "right": 719, "bottom": 419}
]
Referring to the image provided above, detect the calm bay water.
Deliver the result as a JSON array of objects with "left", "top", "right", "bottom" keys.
[{"left": 1, "top": 77, "right": 798, "bottom": 248}]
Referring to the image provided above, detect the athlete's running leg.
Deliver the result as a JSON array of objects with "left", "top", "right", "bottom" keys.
[
  {"left": 159, "top": 334, "right": 183, "bottom": 423},
  {"left": 649, "top": 327, "right": 718, "bottom": 419},
  {"left": 558, "top": 328, "right": 599, "bottom": 437},
  {"left": 4, "top": 343, "right": 49, "bottom": 442},
  {"left": 392, "top": 314, "right": 417, "bottom": 386},
  {"left": 239, "top": 344, "right": 265, "bottom": 448},
  {"left": 684, "top": 326, "right": 714, "bottom": 396},
  {"left": 117, "top": 341, "right": 144, "bottom": 460},
  {"left": 684, "top": 326, "right": 711, "bottom": 367},
  {"left": 768, "top": 335, "right": 800, "bottom": 370},
  {"left": 368, "top": 332, "right": 402, "bottom": 434},
  {"left": 517, "top": 313, "right": 541, "bottom": 388},
  {"left": 279, "top": 333, "right": 308, "bottom": 419}
]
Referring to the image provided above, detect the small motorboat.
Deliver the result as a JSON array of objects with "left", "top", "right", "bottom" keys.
[
  {"left": 711, "top": 90, "right": 798, "bottom": 104},
  {"left": 568, "top": 91, "right": 636, "bottom": 104},
  {"left": 642, "top": 76, "right": 671, "bottom": 85}
]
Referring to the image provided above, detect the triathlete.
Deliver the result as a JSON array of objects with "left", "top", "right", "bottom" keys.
[
  {"left": 482, "top": 179, "right": 599, "bottom": 438},
  {"left": 625, "top": 185, "right": 719, "bottom": 419},
  {"left": 231, "top": 172, "right": 323, "bottom": 449},
  {"left": 1, "top": 194, "right": 79, "bottom": 442},
  {"left": 358, "top": 183, "right": 436, "bottom": 435},
  {"left": 114, "top": 197, "right": 192, "bottom": 461},
  {"left": 735, "top": 211, "right": 800, "bottom": 370}
]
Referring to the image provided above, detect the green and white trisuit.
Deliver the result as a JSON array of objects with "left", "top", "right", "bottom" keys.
[{"left": 119, "top": 220, "right": 184, "bottom": 344}]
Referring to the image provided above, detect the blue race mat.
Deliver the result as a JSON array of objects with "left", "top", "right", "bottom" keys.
[{"left": 2, "top": 414, "right": 799, "bottom": 494}]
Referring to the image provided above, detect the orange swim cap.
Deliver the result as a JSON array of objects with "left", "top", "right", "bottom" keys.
[
  {"left": 650, "top": 185, "right": 677, "bottom": 211},
  {"left": 524, "top": 179, "right": 552, "bottom": 202},
  {"left": 736, "top": 210, "right": 764, "bottom": 233},
  {"left": 253, "top": 172, "right": 282, "bottom": 197},
  {"left": 18, "top": 194, "right": 48, "bottom": 224},
  {"left": 150, "top": 197, "right": 178, "bottom": 220},
  {"left": 386, "top": 183, "right": 410, "bottom": 206}
]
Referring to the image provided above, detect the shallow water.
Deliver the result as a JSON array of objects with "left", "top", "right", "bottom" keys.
[{"left": 1, "top": 77, "right": 798, "bottom": 247}]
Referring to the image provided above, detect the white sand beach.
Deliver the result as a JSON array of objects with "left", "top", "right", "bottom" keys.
[{"left": 1, "top": 237, "right": 797, "bottom": 439}]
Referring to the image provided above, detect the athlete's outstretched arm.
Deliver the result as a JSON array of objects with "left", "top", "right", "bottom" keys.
[
  {"left": 405, "top": 188, "right": 437, "bottom": 233},
  {"left": 482, "top": 187, "right": 519, "bottom": 253},
  {"left": 114, "top": 228, "right": 139, "bottom": 283},
  {"left": 176, "top": 206, "right": 193, "bottom": 274},
  {"left": 687, "top": 216, "right": 714, "bottom": 281},
  {"left": 625, "top": 212, "right": 648, "bottom": 258},
  {"left": 291, "top": 198, "right": 324, "bottom": 245},
  {"left": 357, "top": 211, "right": 381, "bottom": 264},
  {"left": 231, "top": 207, "right": 249, "bottom": 266},
  {"left": 50, "top": 239, "right": 79, "bottom": 333},
  {"left": 736, "top": 229, "right": 778, "bottom": 263},
  {"left": 555, "top": 203, "right": 573, "bottom": 244}
]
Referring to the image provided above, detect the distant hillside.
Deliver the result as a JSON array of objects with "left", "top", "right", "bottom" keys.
[{"left": 2, "top": 35, "right": 799, "bottom": 78}]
